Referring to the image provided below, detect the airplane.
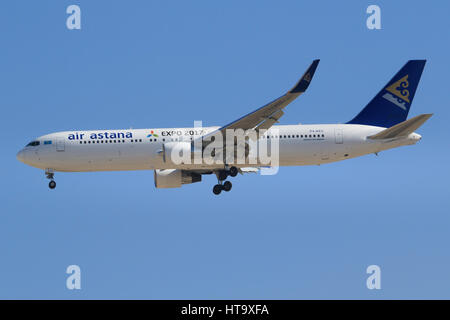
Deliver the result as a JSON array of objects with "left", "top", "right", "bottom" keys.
[{"left": 17, "top": 59, "right": 432, "bottom": 195}]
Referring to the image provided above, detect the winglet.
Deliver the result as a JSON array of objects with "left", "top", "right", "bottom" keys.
[{"left": 289, "top": 59, "right": 320, "bottom": 94}]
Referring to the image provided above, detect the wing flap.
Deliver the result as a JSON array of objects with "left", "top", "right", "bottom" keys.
[
  {"left": 254, "top": 109, "right": 284, "bottom": 132},
  {"left": 239, "top": 167, "right": 259, "bottom": 174}
]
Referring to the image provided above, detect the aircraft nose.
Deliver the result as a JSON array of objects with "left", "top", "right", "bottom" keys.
[{"left": 16, "top": 149, "right": 26, "bottom": 163}]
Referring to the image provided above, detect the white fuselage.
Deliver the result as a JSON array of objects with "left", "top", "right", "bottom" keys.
[{"left": 16, "top": 124, "right": 421, "bottom": 172}]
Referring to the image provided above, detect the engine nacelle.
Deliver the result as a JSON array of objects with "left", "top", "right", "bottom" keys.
[{"left": 154, "top": 169, "right": 201, "bottom": 188}]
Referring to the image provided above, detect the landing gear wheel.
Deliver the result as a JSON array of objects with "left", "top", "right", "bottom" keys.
[
  {"left": 229, "top": 166, "right": 238, "bottom": 177},
  {"left": 218, "top": 170, "right": 228, "bottom": 181},
  {"left": 213, "top": 184, "right": 222, "bottom": 195},
  {"left": 223, "top": 181, "right": 232, "bottom": 192},
  {"left": 49, "top": 180, "right": 56, "bottom": 189}
]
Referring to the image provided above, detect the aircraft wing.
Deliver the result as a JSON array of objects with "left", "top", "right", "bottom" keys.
[{"left": 203, "top": 59, "right": 320, "bottom": 139}]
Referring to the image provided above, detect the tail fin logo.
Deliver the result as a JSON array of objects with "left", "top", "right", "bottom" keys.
[
  {"left": 382, "top": 75, "right": 410, "bottom": 111},
  {"left": 386, "top": 75, "right": 410, "bottom": 102},
  {"left": 304, "top": 72, "right": 312, "bottom": 82}
]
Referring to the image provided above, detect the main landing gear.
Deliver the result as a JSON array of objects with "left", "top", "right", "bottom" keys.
[
  {"left": 46, "top": 170, "right": 56, "bottom": 189},
  {"left": 212, "top": 166, "right": 237, "bottom": 195}
]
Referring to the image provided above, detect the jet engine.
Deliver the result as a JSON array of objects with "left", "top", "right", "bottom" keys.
[{"left": 154, "top": 169, "right": 201, "bottom": 188}]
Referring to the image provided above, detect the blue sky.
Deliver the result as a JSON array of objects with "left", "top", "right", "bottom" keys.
[{"left": 1, "top": 0, "right": 449, "bottom": 299}]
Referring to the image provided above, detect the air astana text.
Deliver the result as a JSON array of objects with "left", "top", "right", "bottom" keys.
[{"left": 68, "top": 132, "right": 133, "bottom": 140}]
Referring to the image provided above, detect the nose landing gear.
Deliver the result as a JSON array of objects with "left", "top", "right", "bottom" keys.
[
  {"left": 45, "top": 170, "right": 56, "bottom": 190},
  {"left": 49, "top": 180, "right": 56, "bottom": 189}
]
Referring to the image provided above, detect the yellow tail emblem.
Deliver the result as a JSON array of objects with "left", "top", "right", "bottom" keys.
[
  {"left": 304, "top": 72, "right": 311, "bottom": 82},
  {"left": 386, "top": 75, "right": 410, "bottom": 103}
]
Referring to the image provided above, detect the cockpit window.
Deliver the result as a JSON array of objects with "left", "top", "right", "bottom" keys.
[{"left": 26, "top": 141, "right": 40, "bottom": 147}]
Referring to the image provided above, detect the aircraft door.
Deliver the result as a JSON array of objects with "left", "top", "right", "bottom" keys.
[
  {"left": 56, "top": 138, "right": 65, "bottom": 151},
  {"left": 335, "top": 129, "right": 343, "bottom": 144}
]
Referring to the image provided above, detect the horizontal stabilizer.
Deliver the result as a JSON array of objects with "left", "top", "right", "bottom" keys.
[{"left": 367, "top": 113, "right": 432, "bottom": 140}]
